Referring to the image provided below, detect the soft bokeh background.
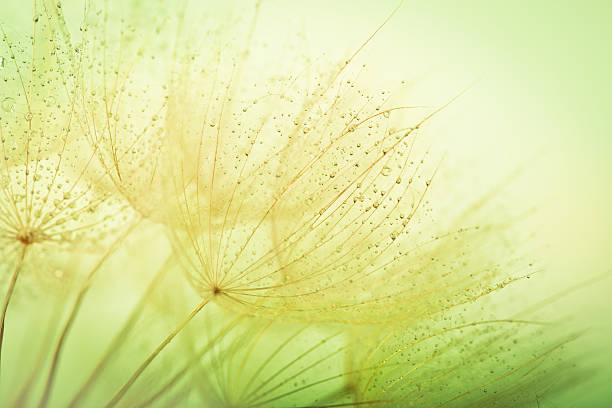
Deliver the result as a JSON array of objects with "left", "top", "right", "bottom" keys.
[
  {"left": 2, "top": 0, "right": 610, "bottom": 406},
  {"left": 275, "top": 1, "right": 612, "bottom": 405},
  {"left": 199, "top": 0, "right": 612, "bottom": 405}
]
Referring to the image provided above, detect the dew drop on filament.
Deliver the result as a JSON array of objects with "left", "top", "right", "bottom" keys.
[{"left": 1, "top": 97, "right": 15, "bottom": 113}]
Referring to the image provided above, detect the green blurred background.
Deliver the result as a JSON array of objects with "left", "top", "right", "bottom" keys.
[
  {"left": 281, "top": 1, "right": 612, "bottom": 406},
  {"left": 2, "top": 0, "right": 610, "bottom": 406},
  {"left": 203, "top": 0, "right": 612, "bottom": 405}
]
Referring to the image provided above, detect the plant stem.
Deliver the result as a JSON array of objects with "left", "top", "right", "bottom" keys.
[
  {"left": 136, "top": 314, "right": 245, "bottom": 408},
  {"left": 0, "top": 245, "right": 27, "bottom": 378},
  {"left": 105, "top": 297, "right": 211, "bottom": 408}
]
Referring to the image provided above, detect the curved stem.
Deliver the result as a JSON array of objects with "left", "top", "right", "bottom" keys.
[
  {"left": 136, "top": 314, "right": 244, "bottom": 408},
  {"left": 105, "top": 297, "right": 211, "bottom": 408},
  {"left": 10, "top": 293, "right": 70, "bottom": 408},
  {"left": 0, "top": 244, "right": 28, "bottom": 378}
]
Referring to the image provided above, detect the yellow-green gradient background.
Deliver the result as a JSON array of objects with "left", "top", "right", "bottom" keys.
[
  {"left": 254, "top": 2, "right": 612, "bottom": 403},
  {"left": 1, "top": 0, "right": 610, "bottom": 406},
  {"left": 275, "top": 1, "right": 612, "bottom": 405}
]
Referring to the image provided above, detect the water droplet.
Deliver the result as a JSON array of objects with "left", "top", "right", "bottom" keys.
[
  {"left": 382, "top": 111, "right": 390, "bottom": 118},
  {"left": 1, "top": 97, "right": 15, "bottom": 112},
  {"left": 381, "top": 166, "right": 391, "bottom": 176},
  {"left": 44, "top": 95, "right": 56, "bottom": 107}
]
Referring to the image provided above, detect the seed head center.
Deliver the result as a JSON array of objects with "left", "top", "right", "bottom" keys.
[{"left": 16, "top": 227, "right": 40, "bottom": 246}]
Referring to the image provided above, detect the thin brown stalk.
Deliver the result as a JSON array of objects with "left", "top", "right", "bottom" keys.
[
  {"left": 136, "top": 315, "right": 245, "bottom": 408},
  {"left": 0, "top": 244, "right": 28, "bottom": 376},
  {"left": 105, "top": 297, "right": 211, "bottom": 408}
]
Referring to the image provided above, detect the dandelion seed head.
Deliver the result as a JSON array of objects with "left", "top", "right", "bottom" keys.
[
  {"left": 155, "top": 28, "right": 532, "bottom": 324},
  {"left": 0, "top": 2, "right": 131, "bottom": 292},
  {"left": 15, "top": 226, "right": 42, "bottom": 245}
]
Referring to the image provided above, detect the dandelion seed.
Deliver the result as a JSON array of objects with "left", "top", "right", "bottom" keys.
[{"left": 164, "top": 40, "right": 529, "bottom": 326}]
